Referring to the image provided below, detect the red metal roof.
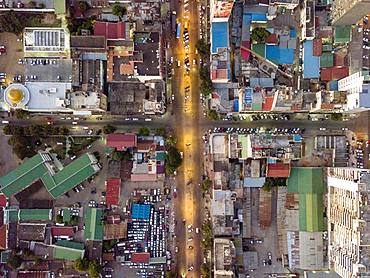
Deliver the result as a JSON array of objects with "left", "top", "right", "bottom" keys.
[
  {"left": 107, "top": 133, "right": 137, "bottom": 151},
  {"left": 106, "top": 178, "right": 121, "bottom": 206},
  {"left": 94, "top": 21, "right": 126, "bottom": 40},
  {"left": 0, "top": 225, "right": 6, "bottom": 250},
  {"left": 131, "top": 252, "right": 150, "bottom": 263},
  {"left": 313, "top": 38, "right": 322, "bottom": 57},
  {"left": 262, "top": 96, "right": 274, "bottom": 111},
  {"left": 0, "top": 194, "right": 6, "bottom": 207},
  {"left": 50, "top": 226, "right": 74, "bottom": 237},
  {"left": 131, "top": 174, "right": 157, "bottom": 182},
  {"left": 266, "top": 34, "right": 278, "bottom": 44},
  {"left": 321, "top": 67, "right": 349, "bottom": 81},
  {"left": 267, "top": 163, "right": 291, "bottom": 177},
  {"left": 334, "top": 53, "right": 346, "bottom": 66},
  {"left": 241, "top": 41, "right": 251, "bottom": 60}
]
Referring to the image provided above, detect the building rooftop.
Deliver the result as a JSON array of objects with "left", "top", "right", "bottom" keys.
[
  {"left": 84, "top": 208, "right": 104, "bottom": 241},
  {"left": 134, "top": 32, "right": 161, "bottom": 77},
  {"left": 70, "top": 35, "right": 106, "bottom": 49},
  {"left": 18, "top": 224, "right": 46, "bottom": 241},
  {"left": 23, "top": 28, "right": 69, "bottom": 55},
  {"left": 132, "top": 204, "right": 151, "bottom": 220},
  {"left": 19, "top": 209, "right": 52, "bottom": 222},
  {"left": 104, "top": 222, "right": 127, "bottom": 240},
  {"left": 53, "top": 240, "right": 85, "bottom": 261},
  {"left": 93, "top": 21, "right": 129, "bottom": 40},
  {"left": 106, "top": 178, "right": 121, "bottom": 206},
  {"left": 50, "top": 226, "right": 74, "bottom": 237},
  {"left": 106, "top": 133, "right": 137, "bottom": 151}
]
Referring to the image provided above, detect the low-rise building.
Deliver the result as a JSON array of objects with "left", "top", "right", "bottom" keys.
[{"left": 213, "top": 238, "right": 236, "bottom": 277}]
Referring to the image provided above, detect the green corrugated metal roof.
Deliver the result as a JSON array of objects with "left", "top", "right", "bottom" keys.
[
  {"left": 53, "top": 0, "right": 66, "bottom": 14},
  {"left": 156, "top": 152, "right": 166, "bottom": 161},
  {"left": 0, "top": 153, "right": 49, "bottom": 197},
  {"left": 299, "top": 193, "right": 324, "bottom": 232},
  {"left": 84, "top": 208, "right": 103, "bottom": 241},
  {"left": 335, "top": 26, "right": 351, "bottom": 44},
  {"left": 63, "top": 208, "right": 71, "bottom": 222},
  {"left": 252, "top": 103, "right": 262, "bottom": 111},
  {"left": 54, "top": 240, "right": 84, "bottom": 260},
  {"left": 42, "top": 154, "right": 98, "bottom": 198},
  {"left": 320, "top": 52, "right": 334, "bottom": 68},
  {"left": 7, "top": 209, "right": 19, "bottom": 222},
  {"left": 238, "top": 135, "right": 251, "bottom": 158},
  {"left": 288, "top": 167, "right": 325, "bottom": 232},
  {"left": 252, "top": 43, "right": 266, "bottom": 58},
  {"left": 56, "top": 240, "right": 84, "bottom": 250},
  {"left": 19, "top": 209, "right": 51, "bottom": 221},
  {"left": 287, "top": 167, "right": 324, "bottom": 194}
]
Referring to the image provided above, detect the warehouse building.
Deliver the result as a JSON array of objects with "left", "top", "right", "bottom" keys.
[{"left": 0, "top": 151, "right": 100, "bottom": 199}]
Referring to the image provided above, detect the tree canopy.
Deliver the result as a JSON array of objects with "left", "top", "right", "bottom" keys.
[
  {"left": 138, "top": 127, "right": 150, "bottom": 136},
  {"left": 112, "top": 2, "right": 127, "bottom": 18},
  {"left": 103, "top": 124, "right": 117, "bottom": 134},
  {"left": 165, "top": 146, "right": 182, "bottom": 174},
  {"left": 251, "top": 27, "right": 271, "bottom": 43}
]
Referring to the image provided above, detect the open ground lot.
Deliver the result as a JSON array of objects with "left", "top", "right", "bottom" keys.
[{"left": 0, "top": 32, "right": 24, "bottom": 83}]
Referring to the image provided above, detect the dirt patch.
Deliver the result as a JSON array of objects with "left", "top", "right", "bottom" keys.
[
  {"left": 0, "top": 32, "right": 24, "bottom": 82},
  {"left": 0, "top": 131, "right": 19, "bottom": 176}
]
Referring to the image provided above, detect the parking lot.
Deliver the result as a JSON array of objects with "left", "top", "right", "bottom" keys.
[{"left": 0, "top": 32, "right": 24, "bottom": 85}]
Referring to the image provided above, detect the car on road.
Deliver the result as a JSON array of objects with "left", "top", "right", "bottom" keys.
[
  {"left": 188, "top": 265, "right": 194, "bottom": 271},
  {"left": 267, "top": 252, "right": 272, "bottom": 260},
  {"left": 132, "top": 118, "right": 139, "bottom": 121},
  {"left": 188, "top": 245, "right": 193, "bottom": 250},
  {"left": 175, "top": 247, "right": 178, "bottom": 253},
  {"left": 319, "top": 127, "right": 327, "bottom": 131}
]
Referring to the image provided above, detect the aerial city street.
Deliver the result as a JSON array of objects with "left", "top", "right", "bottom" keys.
[{"left": 0, "top": 0, "right": 370, "bottom": 277}]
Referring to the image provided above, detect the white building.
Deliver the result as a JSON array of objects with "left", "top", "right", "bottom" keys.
[
  {"left": 338, "top": 71, "right": 370, "bottom": 111},
  {"left": 327, "top": 167, "right": 370, "bottom": 278},
  {"left": 213, "top": 238, "right": 235, "bottom": 277}
]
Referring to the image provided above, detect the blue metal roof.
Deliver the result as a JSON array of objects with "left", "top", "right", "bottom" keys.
[
  {"left": 211, "top": 22, "right": 229, "bottom": 53},
  {"left": 233, "top": 99, "right": 239, "bottom": 112},
  {"left": 244, "top": 88, "right": 253, "bottom": 107},
  {"left": 303, "top": 40, "right": 320, "bottom": 79},
  {"left": 251, "top": 13, "right": 267, "bottom": 22},
  {"left": 132, "top": 204, "right": 151, "bottom": 220},
  {"left": 243, "top": 13, "right": 252, "bottom": 25},
  {"left": 266, "top": 45, "right": 294, "bottom": 65},
  {"left": 329, "top": 80, "right": 338, "bottom": 91},
  {"left": 290, "top": 28, "right": 297, "bottom": 38}
]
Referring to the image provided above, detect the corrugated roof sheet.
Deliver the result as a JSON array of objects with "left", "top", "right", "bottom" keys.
[
  {"left": 51, "top": 226, "right": 74, "bottom": 237},
  {"left": 267, "top": 163, "right": 291, "bottom": 177},
  {"left": 41, "top": 154, "right": 99, "bottom": 198},
  {"left": 94, "top": 21, "right": 126, "bottom": 40},
  {"left": 211, "top": 21, "right": 229, "bottom": 53},
  {"left": 0, "top": 225, "right": 6, "bottom": 250},
  {"left": 131, "top": 252, "right": 150, "bottom": 263},
  {"left": 303, "top": 40, "right": 320, "bottom": 79},
  {"left": 84, "top": 208, "right": 103, "bottom": 241},
  {"left": 266, "top": 45, "right": 294, "bottom": 65},
  {"left": 107, "top": 133, "right": 137, "bottom": 151},
  {"left": 334, "top": 25, "right": 351, "bottom": 44},
  {"left": 0, "top": 194, "right": 6, "bottom": 207},
  {"left": 313, "top": 38, "right": 322, "bottom": 56},
  {"left": 0, "top": 153, "right": 49, "bottom": 197},
  {"left": 320, "top": 67, "right": 349, "bottom": 81},
  {"left": 106, "top": 178, "right": 121, "bottom": 206},
  {"left": 19, "top": 209, "right": 51, "bottom": 222},
  {"left": 132, "top": 204, "right": 151, "bottom": 220},
  {"left": 54, "top": 240, "right": 85, "bottom": 261},
  {"left": 252, "top": 43, "right": 265, "bottom": 57},
  {"left": 320, "top": 52, "right": 334, "bottom": 68}
]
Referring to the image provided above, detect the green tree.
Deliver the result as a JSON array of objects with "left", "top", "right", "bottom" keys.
[
  {"left": 201, "top": 263, "right": 211, "bottom": 278},
  {"left": 251, "top": 27, "right": 271, "bottom": 43},
  {"left": 69, "top": 216, "right": 79, "bottom": 226},
  {"left": 165, "top": 146, "right": 182, "bottom": 174},
  {"left": 73, "top": 258, "right": 89, "bottom": 272},
  {"left": 103, "top": 124, "right": 117, "bottom": 134},
  {"left": 14, "top": 109, "right": 30, "bottom": 119},
  {"left": 56, "top": 214, "right": 63, "bottom": 224},
  {"left": 112, "top": 150, "right": 132, "bottom": 161},
  {"left": 103, "top": 239, "right": 118, "bottom": 251},
  {"left": 7, "top": 253, "right": 22, "bottom": 270},
  {"left": 201, "top": 179, "right": 212, "bottom": 192},
  {"left": 207, "top": 109, "right": 219, "bottom": 120},
  {"left": 88, "top": 260, "right": 102, "bottom": 278},
  {"left": 262, "top": 177, "right": 287, "bottom": 192},
  {"left": 331, "top": 113, "right": 343, "bottom": 121},
  {"left": 78, "top": 1, "right": 89, "bottom": 13},
  {"left": 165, "top": 136, "right": 177, "bottom": 147},
  {"left": 28, "top": 1, "right": 36, "bottom": 7},
  {"left": 166, "top": 271, "right": 177, "bottom": 278},
  {"left": 155, "top": 127, "right": 167, "bottom": 137},
  {"left": 196, "top": 39, "right": 210, "bottom": 58},
  {"left": 39, "top": 3, "right": 46, "bottom": 8},
  {"left": 138, "top": 127, "right": 150, "bottom": 136},
  {"left": 112, "top": 2, "right": 127, "bottom": 18}
]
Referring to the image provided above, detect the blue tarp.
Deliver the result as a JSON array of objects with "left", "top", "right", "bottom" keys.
[
  {"left": 329, "top": 80, "right": 338, "bottom": 91},
  {"left": 266, "top": 45, "right": 294, "bottom": 65},
  {"left": 293, "top": 134, "right": 302, "bottom": 142},
  {"left": 303, "top": 40, "right": 320, "bottom": 79},
  {"left": 290, "top": 28, "right": 296, "bottom": 38},
  {"left": 211, "top": 22, "right": 228, "bottom": 53},
  {"left": 244, "top": 88, "right": 253, "bottom": 106},
  {"left": 132, "top": 204, "right": 151, "bottom": 220},
  {"left": 251, "top": 13, "right": 267, "bottom": 22},
  {"left": 233, "top": 99, "right": 239, "bottom": 112}
]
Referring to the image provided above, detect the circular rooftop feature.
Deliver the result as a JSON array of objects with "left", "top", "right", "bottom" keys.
[{"left": 3, "top": 83, "right": 30, "bottom": 109}]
